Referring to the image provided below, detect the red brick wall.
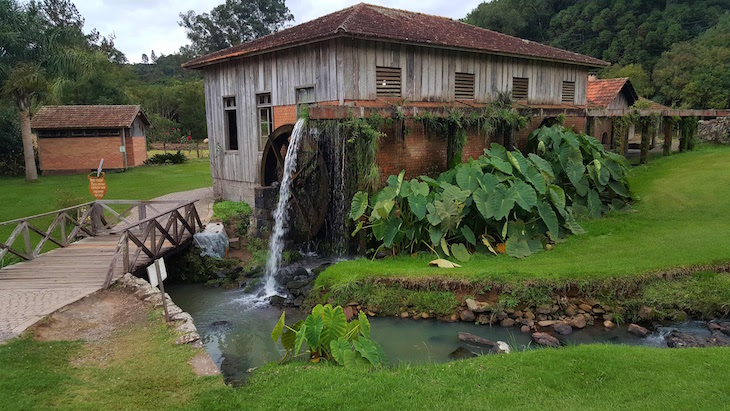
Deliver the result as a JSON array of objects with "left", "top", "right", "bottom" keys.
[
  {"left": 590, "top": 117, "right": 614, "bottom": 148},
  {"left": 39, "top": 136, "right": 125, "bottom": 172},
  {"left": 273, "top": 105, "right": 297, "bottom": 129},
  {"left": 125, "top": 136, "right": 147, "bottom": 166}
]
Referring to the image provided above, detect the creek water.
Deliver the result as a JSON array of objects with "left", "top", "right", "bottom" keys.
[{"left": 166, "top": 283, "right": 703, "bottom": 385}]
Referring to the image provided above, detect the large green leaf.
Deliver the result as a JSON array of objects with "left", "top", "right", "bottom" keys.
[
  {"left": 440, "top": 183, "right": 470, "bottom": 203},
  {"left": 303, "top": 315, "right": 323, "bottom": 351},
  {"left": 346, "top": 319, "right": 361, "bottom": 341},
  {"left": 312, "top": 304, "right": 325, "bottom": 319},
  {"left": 434, "top": 199, "right": 462, "bottom": 234},
  {"left": 349, "top": 191, "right": 368, "bottom": 220},
  {"left": 373, "top": 341, "right": 389, "bottom": 368},
  {"left": 524, "top": 165, "right": 547, "bottom": 194},
  {"left": 528, "top": 153, "right": 555, "bottom": 179},
  {"left": 488, "top": 157, "right": 513, "bottom": 174},
  {"left": 320, "top": 305, "right": 347, "bottom": 350},
  {"left": 383, "top": 218, "right": 402, "bottom": 248},
  {"left": 375, "top": 186, "right": 397, "bottom": 204},
  {"left": 429, "top": 226, "right": 443, "bottom": 246},
  {"left": 548, "top": 184, "right": 566, "bottom": 211},
  {"left": 509, "top": 180, "right": 537, "bottom": 211},
  {"left": 271, "top": 312, "right": 285, "bottom": 343},
  {"left": 455, "top": 163, "right": 483, "bottom": 192},
  {"left": 386, "top": 170, "right": 405, "bottom": 195},
  {"left": 426, "top": 203, "right": 441, "bottom": 225},
  {"left": 488, "top": 143, "right": 509, "bottom": 161},
  {"left": 371, "top": 220, "right": 385, "bottom": 240},
  {"left": 451, "top": 243, "right": 471, "bottom": 262},
  {"left": 505, "top": 237, "right": 532, "bottom": 258},
  {"left": 460, "top": 225, "right": 476, "bottom": 245},
  {"left": 478, "top": 173, "right": 499, "bottom": 192},
  {"left": 587, "top": 189, "right": 602, "bottom": 219},
  {"left": 281, "top": 320, "right": 303, "bottom": 353},
  {"left": 486, "top": 184, "right": 516, "bottom": 220},
  {"left": 473, "top": 187, "right": 490, "bottom": 220},
  {"left": 574, "top": 176, "right": 590, "bottom": 197},
  {"left": 537, "top": 201, "right": 560, "bottom": 238},
  {"left": 565, "top": 157, "right": 586, "bottom": 189},
  {"left": 330, "top": 337, "right": 351, "bottom": 366},
  {"left": 353, "top": 338, "right": 381, "bottom": 366},
  {"left": 440, "top": 237, "right": 450, "bottom": 256},
  {"left": 294, "top": 324, "right": 307, "bottom": 355},
  {"left": 358, "top": 311, "right": 371, "bottom": 339},
  {"left": 507, "top": 151, "right": 531, "bottom": 176},
  {"left": 407, "top": 195, "right": 427, "bottom": 220},
  {"left": 342, "top": 348, "right": 370, "bottom": 368},
  {"left": 608, "top": 180, "right": 629, "bottom": 197},
  {"left": 563, "top": 211, "right": 585, "bottom": 234}
]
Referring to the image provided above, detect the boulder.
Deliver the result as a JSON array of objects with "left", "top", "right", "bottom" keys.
[
  {"left": 532, "top": 332, "right": 560, "bottom": 347},
  {"left": 448, "top": 347, "right": 477, "bottom": 360},
  {"left": 638, "top": 306, "right": 654, "bottom": 320},
  {"left": 569, "top": 316, "right": 587, "bottom": 329},
  {"left": 564, "top": 306, "right": 577, "bottom": 317},
  {"left": 520, "top": 325, "right": 531, "bottom": 333},
  {"left": 496, "top": 311, "right": 508, "bottom": 321},
  {"left": 537, "top": 320, "right": 557, "bottom": 327},
  {"left": 553, "top": 323, "right": 573, "bottom": 335},
  {"left": 500, "top": 318, "right": 516, "bottom": 327},
  {"left": 628, "top": 323, "right": 650, "bottom": 338},
  {"left": 603, "top": 320, "right": 615, "bottom": 329},
  {"left": 465, "top": 298, "right": 492, "bottom": 313},
  {"left": 537, "top": 305, "right": 553, "bottom": 315},
  {"left": 592, "top": 307, "right": 605, "bottom": 314},
  {"left": 665, "top": 331, "right": 730, "bottom": 348},
  {"left": 269, "top": 295, "right": 287, "bottom": 306},
  {"left": 578, "top": 304, "right": 593, "bottom": 312},
  {"left": 496, "top": 341, "right": 511, "bottom": 354},
  {"left": 476, "top": 314, "right": 493, "bottom": 325},
  {"left": 460, "top": 309, "right": 475, "bottom": 322},
  {"left": 400, "top": 312, "right": 410, "bottom": 319},
  {"left": 344, "top": 306, "right": 355, "bottom": 321},
  {"left": 458, "top": 332, "right": 496, "bottom": 348},
  {"left": 523, "top": 311, "right": 536, "bottom": 320}
]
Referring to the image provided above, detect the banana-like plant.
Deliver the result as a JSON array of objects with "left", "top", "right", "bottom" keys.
[
  {"left": 350, "top": 125, "right": 632, "bottom": 259},
  {"left": 271, "top": 304, "right": 388, "bottom": 368}
]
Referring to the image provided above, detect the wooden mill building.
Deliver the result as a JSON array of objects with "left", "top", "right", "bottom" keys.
[
  {"left": 31, "top": 105, "right": 149, "bottom": 175},
  {"left": 184, "top": 3, "right": 612, "bottom": 204}
]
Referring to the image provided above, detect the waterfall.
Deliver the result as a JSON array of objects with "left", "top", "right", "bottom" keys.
[
  {"left": 263, "top": 118, "right": 307, "bottom": 296},
  {"left": 321, "top": 122, "right": 348, "bottom": 255}
]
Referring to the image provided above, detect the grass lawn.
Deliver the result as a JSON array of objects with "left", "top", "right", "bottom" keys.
[
  {"left": 2, "top": 319, "right": 730, "bottom": 411},
  {"left": 318, "top": 145, "right": 730, "bottom": 288}
]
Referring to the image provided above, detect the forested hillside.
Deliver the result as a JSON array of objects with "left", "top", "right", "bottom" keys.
[{"left": 465, "top": 0, "right": 730, "bottom": 109}]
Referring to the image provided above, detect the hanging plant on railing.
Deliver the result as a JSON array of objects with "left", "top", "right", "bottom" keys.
[{"left": 349, "top": 125, "right": 633, "bottom": 260}]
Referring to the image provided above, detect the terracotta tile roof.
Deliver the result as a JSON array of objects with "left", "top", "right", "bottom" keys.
[
  {"left": 183, "top": 3, "right": 609, "bottom": 69},
  {"left": 31, "top": 105, "right": 149, "bottom": 129},
  {"left": 586, "top": 78, "right": 638, "bottom": 109}
]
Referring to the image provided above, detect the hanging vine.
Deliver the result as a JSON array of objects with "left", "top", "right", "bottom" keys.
[{"left": 679, "top": 116, "right": 699, "bottom": 152}]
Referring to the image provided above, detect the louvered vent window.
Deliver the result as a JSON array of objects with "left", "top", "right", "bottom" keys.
[
  {"left": 376, "top": 66, "right": 401, "bottom": 97},
  {"left": 512, "top": 77, "right": 529, "bottom": 101},
  {"left": 455, "top": 72, "right": 475, "bottom": 100},
  {"left": 562, "top": 81, "right": 576, "bottom": 103}
]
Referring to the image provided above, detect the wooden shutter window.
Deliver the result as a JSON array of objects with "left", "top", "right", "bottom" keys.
[
  {"left": 562, "top": 81, "right": 576, "bottom": 103},
  {"left": 376, "top": 66, "right": 401, "bottom": 97},
  {"left": 512, "top": 77, "right": 529, "bottom": 101},
  {"left": 455, "top": 72, "right": 475, "bottom": 100}
]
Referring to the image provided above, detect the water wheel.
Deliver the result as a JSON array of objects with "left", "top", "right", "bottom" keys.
[{"left": 260, "top": 124, "right": 329, "bottom": 242}]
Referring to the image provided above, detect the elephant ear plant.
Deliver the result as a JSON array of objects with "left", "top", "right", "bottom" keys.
[
  {"left": 271, "top": 304, "right": 388, "bottom": 368},
  {"left": 350, "top": 125, "right": 632, "bottom": 259}
]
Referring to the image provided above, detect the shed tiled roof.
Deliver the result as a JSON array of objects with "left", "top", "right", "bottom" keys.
[
  {"left": 183, "top": 3, "right": 609, "bottom": 69},
  {"left": 586, "top": 78, "right": 637, "bottom": 109},
  {"left": 31, "top": 105, "right": 149, "bottom": 129}
]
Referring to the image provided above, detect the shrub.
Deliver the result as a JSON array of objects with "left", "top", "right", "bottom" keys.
[
  {"left": 213, "top": 201, "right": 252, "bottom": 236},
  {"left": 350, "top": 125, "right": 632, "bottom": 259},
  {"left": 272, "top": 304, "right": 388, "bottom": 368},
  {"left": 145, "top": 151, "right": 187, "bottom": 165}
]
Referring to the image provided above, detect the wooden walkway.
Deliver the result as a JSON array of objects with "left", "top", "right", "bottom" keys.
[{"left": 0, "top": 198, "right": 206, "bottom": 341}]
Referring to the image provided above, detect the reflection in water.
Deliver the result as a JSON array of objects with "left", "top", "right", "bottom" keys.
[{"left": 168, "top": 284, "right": 701, "bottom": 385}]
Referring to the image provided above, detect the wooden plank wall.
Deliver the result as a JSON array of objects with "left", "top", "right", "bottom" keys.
[
  {"left": 342, "top": 39, "right": 588, "bottom": 105},
  {"left": 204, "top": 37, "right": 590, "bottom": 184}
]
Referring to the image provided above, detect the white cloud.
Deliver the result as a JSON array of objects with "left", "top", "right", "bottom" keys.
[{"left": 72, "top": 0, "right": 481, "bottom": 63}]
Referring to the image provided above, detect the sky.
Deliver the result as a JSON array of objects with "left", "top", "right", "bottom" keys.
[{"left": 72, "top": 0, "right": 481, "bottom": 63}]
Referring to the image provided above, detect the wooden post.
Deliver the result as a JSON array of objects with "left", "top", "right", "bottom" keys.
[
  {"left": 154, "top": 259, "right": 170, "bottom": 322},
  {"left": 60, "top": 214, "right": 68, "bottom": 246},
  {"left": 22, "top": 222, "right": 32, "bottom": 259},
  {"left": 625, "top": 124, "right": 634, "bottom": 156},
  {"left": 122, "top": 232, "right": 129, "bottom": 274},
  {"left": 138, "top": 202, "right": 147, "bottom": 232},
  {"left": 640, "top": 121, "right": 650, "bottom": 164},
  {"left": 663, "top": 120, "right": 672, "bottom": 156}
]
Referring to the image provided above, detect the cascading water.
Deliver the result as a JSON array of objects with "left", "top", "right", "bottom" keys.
[{"left": 262, "top": 118, "right": 307, "bottom": 296}]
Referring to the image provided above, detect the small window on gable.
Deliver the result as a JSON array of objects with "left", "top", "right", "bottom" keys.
[
  {"left": 223, "top": 96, "right": 238, "bottom": 151},
  {"left": 455, "top": 72, "right": 475, "bottom": 100},
  {"left": 562, "top": 81, "right": 576, "bottom": 104},
  {"left": 376, "top": 66, "right": 401, "bottom": 98},
  {"left": 296, "top": 86, "right": 314, "bottom": 118},
  {"left": 512, "top": 77, "right": 529, "bottom": 101},
  {"left": 257, "top": 92, "right": 272, "bottom": 150}
]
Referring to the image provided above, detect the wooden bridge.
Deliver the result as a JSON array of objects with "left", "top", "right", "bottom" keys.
[{"left": 0, "top": 200, "right": 204, "bottom": 340}]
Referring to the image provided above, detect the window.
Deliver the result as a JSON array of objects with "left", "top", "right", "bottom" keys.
[
  {"left": 455, "top": 72, "right": 475, "bottom": 100},
  {"left": 38, "top": 129, "right": 119, "bottom": 138},
  {"left": 512, "top": 77, "right": 529, "bottom": 101},
  {"left": 562, "top": 81, "right": 576, "bottom": 104},
  {"left": 223, "top": 96, "right": 238, "bottom": 151},
  {"left": 296, "top": 86, "right": 315, "bottom": 117},
  {"left": 257, "top": 93, "right": 272, "bottom": 150},
  {"left": 376, "top": 67, "right": 401, "bottom": 98}
]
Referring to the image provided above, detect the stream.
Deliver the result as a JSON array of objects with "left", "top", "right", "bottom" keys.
[{"left": 166, "top": 283, "right": 709, "bottom": 385}]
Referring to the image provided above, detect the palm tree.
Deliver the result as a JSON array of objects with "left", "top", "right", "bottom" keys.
[{"left": 0, "top": 0, "right": 85, "bottom": 181}]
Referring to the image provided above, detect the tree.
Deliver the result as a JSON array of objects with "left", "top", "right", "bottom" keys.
[
  {"left": 150, "top": 50, "right": 157, "bottom": 63},
  {"left": 0, "top": 0, "right": 86, "bottom": 181},
  {"left": 179, "top": 0, "right": 294, "bottom": 56},
  {"left": 141, "top": 53, "right": 149, "bottom": 64},
  {"left": 600, "top": 64, "right": 654, "bottom": 98}
]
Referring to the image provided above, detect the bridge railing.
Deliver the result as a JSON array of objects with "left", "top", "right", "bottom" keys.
[
  {"left": 0, "top": 200, "right": 196, "bottom": 265},
  {"left": 105, "top": 200, "right": 203, "bottom": 287}
]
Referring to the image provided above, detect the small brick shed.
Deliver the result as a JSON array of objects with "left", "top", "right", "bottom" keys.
[{"left": 31, "top": 105, "right": 150, "bottom": 175}]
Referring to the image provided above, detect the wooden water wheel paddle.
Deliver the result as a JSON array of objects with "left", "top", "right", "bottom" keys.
[{"left": 260, "top": 124, "right": 329, "bottom": 242}]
